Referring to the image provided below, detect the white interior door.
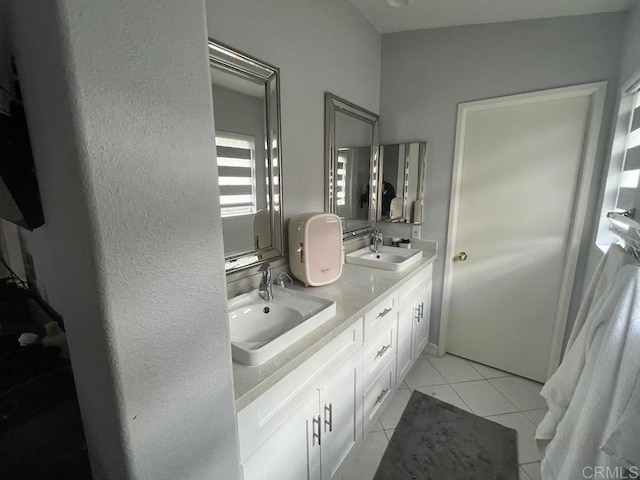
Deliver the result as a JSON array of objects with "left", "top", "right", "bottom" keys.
[{"left": 444, "top": 84, "right": 605, "bottom": 382}]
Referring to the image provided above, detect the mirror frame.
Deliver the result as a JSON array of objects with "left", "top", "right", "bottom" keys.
[
  {"left": 378, "top": 142, "right": 427, "bottom": 224},
  {"left": 208, "top": 39, "right": 285, "bottom": 273},
  {"left": 324, "top": 92, "right": 379, "bottom": 238}
]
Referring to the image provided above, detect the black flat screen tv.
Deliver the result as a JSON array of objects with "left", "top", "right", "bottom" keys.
[{"left": 0, "top": 98, "right": 44, "bottom": 230}]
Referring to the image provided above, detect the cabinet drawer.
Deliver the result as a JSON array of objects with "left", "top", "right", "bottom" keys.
[
  {"left": 363, "top": 291, "right": 398, "bottom": 340},
  {"left": 363, "top": 362, "right": 396, "bottom": 435},
  {"left": 363, "top": 315, "right": 396, "bottom": 387},
  {"left": 237, "top": 318, "right": 363, "bottom": 462}
]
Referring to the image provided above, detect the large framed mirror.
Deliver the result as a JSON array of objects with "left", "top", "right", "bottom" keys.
[
  {"left": 208, "top": 39, "right": 284, "bottom": 273},
  {"left": 325, "top": 93, "right": 379, "bottom": 237},
  {"left": 378, "top": 142, "right": 427, "bottom": 224}
]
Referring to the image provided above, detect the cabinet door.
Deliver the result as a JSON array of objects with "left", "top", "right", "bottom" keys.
[
  {"left": 413, "top": 276, "right": 431, "bottom": 356},
  {"left": 396, "top": 299, "right": 417, "bottom": 385},
  {"left": 319, "top": 353, "right": 362, "bottom": 480},
  {"left": 396, "top": 279, "right": 422, "bottom": 385},
  {"left": 242, "top": 393, "right": 321, "bottom": 480}
]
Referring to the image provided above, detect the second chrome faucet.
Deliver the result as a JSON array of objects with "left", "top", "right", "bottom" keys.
[
  {"left": 258, "top": 263, "right": 295, "bottom": 301},
  {"left": 258, "top": 263, "right": 273, "bottom": 301},
  {"left": 371, "top": 228, "right": 383, "bottom": 253}
]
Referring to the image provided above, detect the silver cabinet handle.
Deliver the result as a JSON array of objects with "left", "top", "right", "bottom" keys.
[
  {"left": 414, "top": 305, "right": 421, "bottom": 322},
  {"left": 376, "top": 307, "right": 392, "bottom": 319},
  {"left": 313, "top": 415, "right": 321, "bottom": 446},
  {"left": 419, "top": 302, "right": 424, "bottom": 319},
  {"left": 375, "top": 344, "right": 391, "bottom": 359},
  {"left": 375, "top": 389, "right": 389, "bottom": 405},
  {"left": 324, "top": 403, "right": 333, "bottom": 432}
]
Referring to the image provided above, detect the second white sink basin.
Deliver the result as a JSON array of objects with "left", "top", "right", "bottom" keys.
[
  {"left": 346, "top": 245, "right": 423, "bottom": 272},
  {"left": 228, "top": 286, "right": 336, "bottom": 366}
]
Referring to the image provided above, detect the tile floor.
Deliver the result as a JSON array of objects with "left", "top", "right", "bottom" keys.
[{"left": 341, "top": 352, "right": 546, "bottom": 480}]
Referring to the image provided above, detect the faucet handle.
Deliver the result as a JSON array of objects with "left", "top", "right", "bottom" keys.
[
  {"left": 258, "top": 262, "right": 271, "bottom": 281},
  {"left": 276, "top": 272, "right": 294, "bottom": 288}
]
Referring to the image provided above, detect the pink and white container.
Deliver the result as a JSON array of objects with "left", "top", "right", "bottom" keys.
[{"left": 288, "top": 213, "right": 343, "bottom": 287}]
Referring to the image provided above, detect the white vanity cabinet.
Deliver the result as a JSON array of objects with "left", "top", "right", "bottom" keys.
[
  {"left": 396, "top": 264, "right": 433, "bottom": 386},
  {"left": 242, "top": 351, "right": 362, "bottom": 480},
  {"left": 236, "top": 259, "right": 436, "bottom": 480},
  {"left": 242, "top": 392, "right": 321, "bottom": 480},
  {"left": 238, "top": 319, "right": 363, "bottom": 480}
]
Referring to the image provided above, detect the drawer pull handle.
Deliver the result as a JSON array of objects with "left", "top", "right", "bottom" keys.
[
  {"left": 324, "top": 403, "right": 333, "bottom": 432},
  {"left": 312, "top": 415, "right": 321, "bottom": 446},
  {"left": 375, "top": 344, "right": 391, "bottom": 359},
  {"left": 414, "top": 306, "right": 421, "bottom": 322},
  {"left": 375, "top": 388, "right": 389, "bottom": 405},
  {"left": 419, "top": 302, "right": 424, "bottom": 319},
  {"left": 376, "top": 307, "right": 392, "bottom": 319}
]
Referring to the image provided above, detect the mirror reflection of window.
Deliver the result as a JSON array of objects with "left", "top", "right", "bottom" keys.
[
  {"left": 336, "top": 151, "right": 347, "bottom": 207},
  {"left": 209, "top": 40, "right": 285, "bottom": 273},
  {"left": 216, "top": 131, "right": 257, "bottom": 217},
  {"left": 211, "top": 67, "right": 271, "bottom": 257}
]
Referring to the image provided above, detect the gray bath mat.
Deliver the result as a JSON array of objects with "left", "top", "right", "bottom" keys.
[{"left": 374, "top": 390, "right": 518, "bottom": 480}]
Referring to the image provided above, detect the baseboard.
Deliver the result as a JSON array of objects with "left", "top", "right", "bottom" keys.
[{"left": 424, "top": 342, "right": 439, "bottom": 357}]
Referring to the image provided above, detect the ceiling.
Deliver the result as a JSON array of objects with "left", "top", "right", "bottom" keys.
[{"left": 348, "top": 0, "right": 636, "bottom": 33}]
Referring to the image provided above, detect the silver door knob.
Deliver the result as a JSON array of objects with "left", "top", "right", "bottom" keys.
[{"left": 455, "top": 251, "right": 468, "bottom": 261}]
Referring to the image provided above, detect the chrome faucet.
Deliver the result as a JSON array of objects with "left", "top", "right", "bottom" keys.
[
  {"left": 371, "top": 228, "right": 383, "bottom": 253},
  {"left": 258, "top": 262, "right": 273, "bottom": 301}
]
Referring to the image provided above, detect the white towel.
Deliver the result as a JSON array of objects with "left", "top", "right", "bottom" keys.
[
  {"left": 566, "top": 244, "right": 636, "bottom": 350},
  {"left": 389, "top": 197, "right": 403, "bottom": 220},
  {"left": 536, "top": 264, "right": 640, "bottom": 479},
  {"left": 253, "top": 209, "right": 270, "bottom": 250},
  {"left": 601, "top": 372, "right": 640, "bottom": 470}
]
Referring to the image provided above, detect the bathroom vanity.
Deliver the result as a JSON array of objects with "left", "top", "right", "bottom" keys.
[
  {"left": 232, "top": 245, "right": 437, "bottom": 480},
  {"left": 209, "top": 39, "right": 438, "bottom": 479}
]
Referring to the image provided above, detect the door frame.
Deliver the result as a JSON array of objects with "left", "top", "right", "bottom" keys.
[{"left": 438, "top": 82, "right": 607, "bottom": 380}]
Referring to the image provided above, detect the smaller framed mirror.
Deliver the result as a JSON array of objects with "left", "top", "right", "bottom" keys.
[
  {"left": 325, "top": 93, "right": 379, "bottom": 237},
  {"left": 208, "top": 40, "right": 284, "bottom": 273},
  {"left": 378, "top": 142, "right": 427, "bottom": 224}
]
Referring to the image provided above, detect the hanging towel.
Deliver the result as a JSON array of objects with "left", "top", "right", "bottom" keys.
[
  {"left": 253, "top": 209, "right": 270, "bottom": 250},
  {"left": 601, "top": 372, "right": 640, "bottom": 470},
  {"left": 536, "top": 264, "right": 640, "bottom": 479},
  {"left": 389, "top": 197, "right": 403, "bottom": 220},
  {"left": 566, "top": 244, "right": 636, "bottom": 350}
]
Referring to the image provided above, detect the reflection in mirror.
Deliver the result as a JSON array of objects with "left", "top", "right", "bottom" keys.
[
  {"left": 325, "top": 93, "right": 379, "bottom": 237},
  {"left": 209, "top": 40, "right": 284, "bottom": 273},
  {"left": 378, "top": 142, "right": 427, "bottom": 224}
]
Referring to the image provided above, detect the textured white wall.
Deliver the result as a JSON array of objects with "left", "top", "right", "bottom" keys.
[
  {"left": 206, "top": 0, "right": 381, "bottom": 219},
  {"left": 10, "top": 1, "right": 239, "bottom": 479},
  {"left": 379, "top": 13, "right": 626, "bottom": 344}
]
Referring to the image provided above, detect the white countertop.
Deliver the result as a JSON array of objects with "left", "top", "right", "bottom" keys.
[{"left": 232, "top": 242, "right": 438, "bottom": 411}]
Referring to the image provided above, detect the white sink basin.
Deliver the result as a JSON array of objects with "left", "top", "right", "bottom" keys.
[
  {"left": 346, "top": 245, "right": 423, "bottom": 272},
  {"left": 228, "top": 286, "right": 336, "bottom": 366}
]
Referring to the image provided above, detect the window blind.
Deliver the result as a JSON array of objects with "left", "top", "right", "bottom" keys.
[
  {"left": 216, "top": 132, "right": 256, "bottom": 217},
  {"left": 616, "top": 92, "right": 640, "bottom": 211},
  {"left": 336, "top": 150, "right": 347, "bottom": 207}
]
